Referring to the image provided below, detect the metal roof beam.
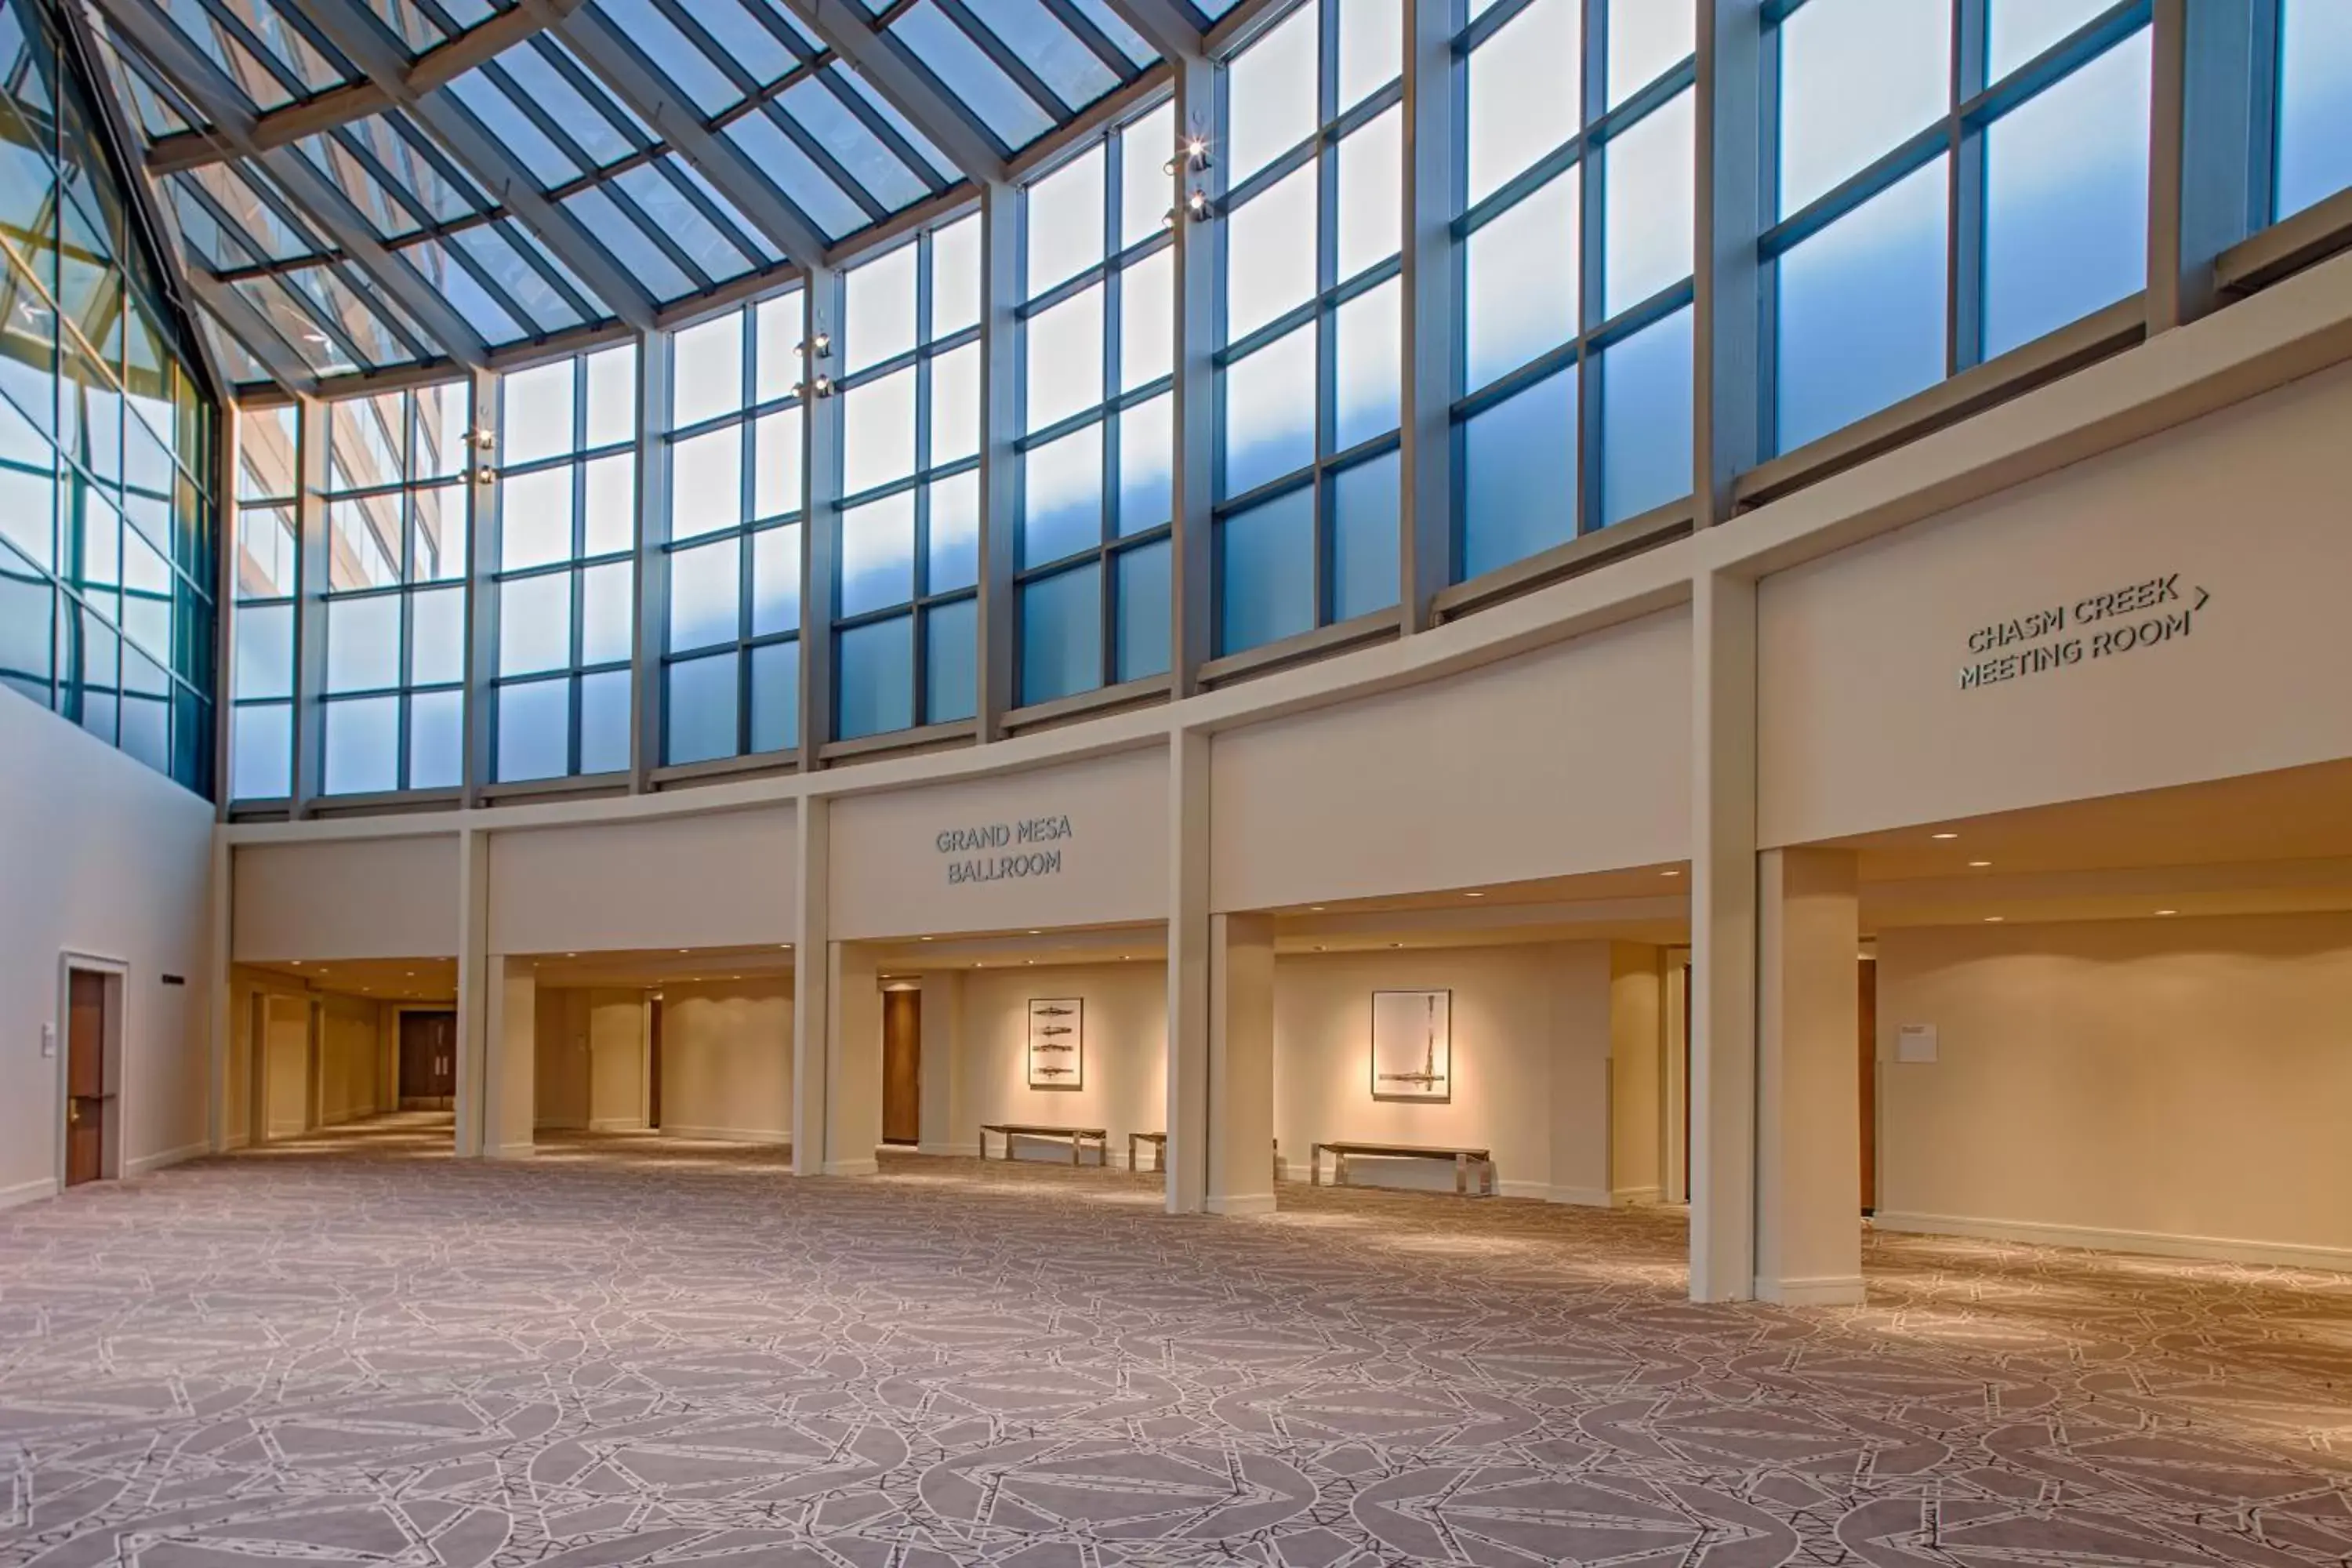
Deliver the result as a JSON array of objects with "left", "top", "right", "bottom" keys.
[
  {"left": 1098, "top": 0, "right": 1206, "bottom": 63},
  {"left": 187, "top": 273, "right": 321, "bottom": 396},
  {"left": 89, "top": 0, "right": 490, "bottom": 368},
  {"left": 285, "top": 0, "right": 662, "bottom": 332},
  {"left": 779, "top": 0, "right": 1007, "bottom": 183}
]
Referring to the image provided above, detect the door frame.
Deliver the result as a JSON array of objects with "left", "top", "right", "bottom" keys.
[
  {"left": 390, "top": 1004, "right": 459, "bottom": 1111},
  {"left": 54, "top": 952, "right": 128, "bottom": 1190}
]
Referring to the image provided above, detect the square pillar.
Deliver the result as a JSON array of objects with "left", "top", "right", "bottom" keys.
[
  {"left": 1690, "top": 570, "right": 1758, "bottom": 1300},
  {"left": 453, "top": 826, "right": 490, "bottom": 1158},
  {"left": 823, "top": 941, "right": 881, "bottom": 1176},
  {"left": 1755, "top": 847, "right": 1863, "bottom": 1305},
  {"left": 483, "top": 956, "right": 535, "bottom": 1160},
  {"left": 1608, "top": 944, "right": 1665, "bottom": 1205},
  {"left": 791, "top": 796, "right": 829, "bottom": 1174},
  {"left": 916, "top": 971, "right": 967, "bottom": 1155},
  {"left": 1545, "top": 942, "right": 1613, "bottom": 1206},
  {"left": 1164, "top": 729, "right": 1210, "bottom": 1212},
  {"left": 1207, "top": 913, "right": 1276, "bottom": 1216}
]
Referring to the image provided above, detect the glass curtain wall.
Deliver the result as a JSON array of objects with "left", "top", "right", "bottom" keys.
[
  {"left": 230, "top": 405, "right": 298, "bottom": 800},
  {"left": 495, "top": 345, "right": 635, "bottom": 781},
  {"left": 1215, "top": 0, "right": 1403, "bottom": 656},
  {"left": 2276, "top": 0, "right": 2352, "bottom": 223},
  {"left": 318, "top": 385, "right": 469, "bottom": 794},
  {"left": 832, "top": 218, "right": 981, "bottom": 740},
  {"left": 1765, "top": 0, "right": 2151, "bottom": 457},
  {"left": 1015, "top": 100, "right": 1177, "bottom": 706},
  {"left": 0, "top": 0, "right": 216, "bottom": 794},
  {"left": 662, "top": 290, "right": 805, "bottom": 766},
  {"left": 1454, "top": 0, "right": 1696, "bottom": 580}
]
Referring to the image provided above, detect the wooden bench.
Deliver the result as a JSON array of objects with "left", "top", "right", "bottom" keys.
[
  {"left": 1131, "top": 1133, "right": 1279, "bottom": 1183},
  {"left": 981, "top": 1123, "right": 1108, "bottom": 1166},
  {"left": 1310, "top": 1140, "right": 1496, "bottom": 1196}
]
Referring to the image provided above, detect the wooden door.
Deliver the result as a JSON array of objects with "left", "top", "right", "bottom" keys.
[
  {"left": 647, "top": 997, "right": 662, "bottom": 1131},
  {"left": 1858, "top": 958, "right": 1878, "bottom": 1214},
  {"left": 65, "top": 971, "right": 106, "bottom": 1186},
  {"left": 399, "top": 1011, "right": 457, "bottom": 1103},
  {"left": 881, "top": 990, "right": 920, "bottom": 1145}
]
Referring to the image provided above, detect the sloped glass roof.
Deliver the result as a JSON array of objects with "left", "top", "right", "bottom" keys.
[{"left": 84, "top": 0, "right": 1192, "bottom": 394}]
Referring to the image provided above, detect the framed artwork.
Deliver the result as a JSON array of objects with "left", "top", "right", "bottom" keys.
[
  {"left": 1370, "top": 989, "right": 1452, "bottom": 1103},
  {"left": 1027, "top": 997, "right": 1083, "bottom": 1091}
]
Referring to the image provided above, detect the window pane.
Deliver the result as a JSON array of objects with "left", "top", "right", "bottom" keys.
[
  {"left": 847, "top": 242, "right": 919, "bottom": 372},
  {"left": 755, "top": 406, "right": 804, "bottom": 520},
  {"left": 583, "top": 452, "right": 634, "bottom": 556},
  {"left": 1120, "top": 103, "right": 1174, "bottom": 249},
  {"left": 232, "top": 703, "right": 292, "bottom": 798},
  {"left": 499, "top": 572, "right": 572, "bottom": 677},
  {"left": 1025, "top": 286, "right": 1105, "bottom": 433},
  {"left": 1607, "top": 0, "right": 1693, "bottom": 106},
  {"left": 1120, "top": 247, "right": 1174, "bottom": 391},
  {"left": 1602, "top": 89, "right": 1694, "bottom": 315},
  {"left": 410, "top": 584, "right": 466, "bottom": 686},
  {"left": 581, "top": 561, "right": 632, "bottom": 665},
  {"left": 323, "top": 695, "right": 398, "bottom": 793},
  {"left": 1333, "top": 278, "right": 1400, "bottom": 451},
  {"left": 1461, "top": 367, "right": 1575, "bottom": 579},
  {"left": 929, "top": 472, "right": 981, "bottom": 591},
  {"left": 1778, "top": 0, "right": 1948, "bottom": 217},
  {"left": 1028, "top": 143, "right": 1103, "bottom": 296},
  {"left": 497, "top": 676, "right": 569, "bottom": 782},
  {"left": 840, "top": 491, "right": 916, "bottom": 617},
  {"left": 671, "top": 425, "right": 745, "bottom": 539},
  {"left": 327, "top": 593, "right": 400, "bottom": 691},
  {"left": 1981, "top": 32, "right": 2150, "bottom": 360},
  {"left": 666, "top": 651, "right": 738, "bottom": 764},
  {"left": 1118, "top": 393, "right": 1172, "bottom": 534},
  {"left": 1598, "top": 306, "right": 1693, "bottom": 525},
  {"left": 931, "top": 343, "right": 982, "bottom": 466},
  {"left": 931, "top": 216, "right": 983, "bottom": 339},
  {"left": 411, "top": 485, "right": 467, "bottom": 582},
  {"left": 410, "top": 689, "right": 463, "bottom": 789},
  {"left": 673, "top": 310, "right": 744, "bottom": 428},
  {"left": 586, "top": 345, "right": 635, "bottom": 448},
  {"left": 752, "top": 523, "right": 802, "bottom": 636},
  {"left": 837, "top": 615, "right": 914, "bottom": 738},
  {"left": 1020, "top": 561, "right": 1102, "bottom": 705},
  {"left": 1226, "top": 165, "right": 1316, "bottom": 340},
  {"left": 1331, "top": 450, "right": 1399, "bottom": 619},
  {"left": 1987, "top": 0, "right": 2113, "bottom": 82},
  {"left": 579, "top": 669, "right": 630, "bottom": 774},
  {"left": 2278, "top": 0, "right": 2352, "bottom": 221},
  {"left": 500, "top": 465, "right": 573, "bottom": 570},
  {"left": 1218, "top": 484, "right": 1314, "bottom": 654},
  {"left": 1229, "top": 2, "right": 1319, "bottom": 183},
  {"left": 925, "top": 597, "right": 977, "bottom": 722},
  {"left": 1336, "top": 107, "right": 1401, "bottom": 282},
  {"left": 1468, "top": 0, "right": 1580, "bottom": 205},
  {"left": 842, "top": 368, "right": 917, "bottom": 492},
  {"left": 749, "top": 641, "right": 797, "bottom": 753},
  {"left": 1338, "top": 0, "right": 1403, "bottom": 109},
  {"left": 1466, "top": 172, "right": 1577, "bottom": 390},
  {"left": 1777, "top": 155, "right": 1947, "bottom": 454},
  {"left": 234, "top": 602, "right": 293, "bottom": 700},
  {"left": 503, "top": 359, "right": 575, "bottom": 466},
  {"left": 1022, "top": 423, "right": 1103, "bottom": 565},
  {"left": 755, "top": 292, "right": 802, "bottom": 405},
  {"left": 1222, "top": 327, "right": 1316, "bottom": 495},
  {"left": 669, "top": 535, "right": 740, "bottom": 651},
  {"left": 1115, "top": 539, "right": 1171, "bottom": 681},
  {"left": 329, "top": 498, "right": 401, "bottom": 590}
]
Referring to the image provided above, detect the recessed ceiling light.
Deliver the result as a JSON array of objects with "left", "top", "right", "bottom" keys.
[
  {"left": 1313, "top": 945, "right": 1326, "bottom": 952},
  {"left": 564, "top": 953, "right": 576, "bottom": 958},
  {"left": 1983, "top": 916, "right": 2005, "bottom": 923},
  {"left": 2155, "top": 908, "right": 2178, "bottom": 916},
  {"left": 289, "top": 960, "right": 302, "bottom": 967},
  {"left": 1389, "top": 942, "right": 1402, "bottom": 949},
  {"left": 1310, "top": 906, "right": 1325, "bottom": 913},
  {"left": 1465, "top": 891, "right": 1484, "bottom": 898},
  {"left": 1933, "top": 832, "right": 1959, "bottom": 840},
  {"left": 1969, "top": 860, "right": 1991, "bottom": 869},
  {"left": 1661, "top": 869, "right": 1682, "bottom": 877},
  {"left": 677, "top": 949, "right": 688, "bottom": 954},
  {"left": 920, "top": 936, "right": 933, "bottom": 942}
]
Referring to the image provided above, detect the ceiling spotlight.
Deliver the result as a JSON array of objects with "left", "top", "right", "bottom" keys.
[
  {"left": 1661, "top": 868, "right": 1682, "bottom": 877},
  {"left": 920, "top": 936, "right": 933, "bottom": 942},
  {"left": 677, "top": 949, "right": 689, "bottom": 954},
  {"left": 1028, "top": 930, "right": 1040, "bottom": 936},
  {"left": 1465, "top": 891, "right": 1484, "bottom": 898},
  {"left": 808, "top": 331, "right": 833, "bottom": 357},
  {"left": 1969, "top": 860, "right": 1991, "bottom": 869},
  {"left": 2155, "top": 908, "right": 2179, "bottom": 916},
  {"left": 1932, "top": 832, "right": 1959, "bottom": 840},
  {"left": 1983, "top": 915, "right": 2005, "bottom": 923},
  {"left": 1310, "top": 906, "right": 1325, "bottom": 913},
  {"left": 1185, "top": 189, "right": 1210, "bottom": 221}
]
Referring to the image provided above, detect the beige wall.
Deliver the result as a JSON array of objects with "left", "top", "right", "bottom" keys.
[
  {"left": 1210, "top": 610, "right": 1690, "bottom": 910},
  {"left": 951, "top": 962, "right": 1167, "bottom": 1163},
  {"left": 534, "top": 988, "right": 648, "bottom": 1131},
  {"left": 1759, "top": 364, "right": 2352, "bottom": 846},
  {"left": 233, "top": 837, "right": 459, "bottom": 962},
  {"left": 829, "top": 750, "right": 1167, "bottom": 940},
  {"left": 1875, "top": 913, "right": 2352, "bottom": 1265},
  {"left": 318, "top": 995, "right": 385, "bottom": 1127},
  {"left": 659, "top": 981, "right": 793, "bottom": 1143},
  {"left": 489, "top": 808, "right": 797, "bottom": 955},
  {"left": 1610, "top": 945, "right": 1665, "bottom": 1202},
  {"left": 263, "top": 995, "right": 309, "bottom": 1138}
]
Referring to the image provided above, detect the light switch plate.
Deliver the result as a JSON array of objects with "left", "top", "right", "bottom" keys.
[{"left": 40, "top": 1023, "right": 56, "bottom": 1058}]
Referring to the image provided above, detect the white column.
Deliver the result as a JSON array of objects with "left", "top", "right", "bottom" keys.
[
  {"left": 823, "top": 941, "right": 881, "bottom": 1176},
  {"left": 206, "top": 836, "right": 232, "bottom": 1152},
  {"left": 1690, "top": 569, "right": 1759, "bottom": 1301},
  {"left": 1755, "top": 848, "right": 1863, "bottom": 1305},
  {"left": 1164, "top": 728, "right": 1210, "bottom": 1212},
  {"left": 1546, "top": 942, "right": 1613, "bottom": 1206},
  {"left": 1207, "top": 913, "right": 1276, "bottom": 1216},
  {"left": 1608, "top": 943, "right": 1666, "bottom": 1205},
  {"left": 482, "top": 956, "right": 535, "bottom": 1160},
  {"left": 790, "top": 795, "right": 829, "bottom": 1174},
  {"left": 916, "top": 971, "right": 967, "bottom": 1155},
  {"left": 452, "top": 825, "right": 491, "bottom": 1157}
]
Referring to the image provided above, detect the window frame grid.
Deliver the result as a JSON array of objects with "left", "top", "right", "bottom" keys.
[
  {"left": 659, "top": 289, "right": 808, "bottom": 764},
  {"left": 228, "top": 495, "right": 298, "bottom": 801},
  {"left": 1754, "top": 0, "right": 2155, "bottom": 458},
  {"left": 1447, "top": 0, "right": 1700, "bottom": 568},
  {"left": 1012, "top": 97, "right": 1178, "bottom": 700},
  {"left": 492, "top": 352, "right": 637, "bottom": 783},
  {"left": 829, "top": 223, "right": 982, "bottom": 738},
  {"left": 1211, "top": 0, "right": 1406, "bottom": 653}
]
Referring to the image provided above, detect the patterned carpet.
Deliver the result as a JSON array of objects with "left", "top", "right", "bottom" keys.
[{"left": 3, "top": 1116, "right": 2350, "bottom": 1568}]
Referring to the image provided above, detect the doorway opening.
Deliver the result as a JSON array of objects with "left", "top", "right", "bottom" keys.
[
  {"left": 61, "top": 963, "right": 122, "bottom": 1188},
  {"left": 881, "top": 985, "right": 921, "bottom": 1146},
  {"left": 398, "top": 1010, "right": 457, "bottom": 1109}
]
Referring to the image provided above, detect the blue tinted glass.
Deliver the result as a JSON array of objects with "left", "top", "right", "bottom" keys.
[
  {"left": 1467, "top": 0, "right": 1580, "bottom": 205},
  {"left": 232, "top": 703, "right": 292, "bottom": 799},
  {"left": 497, "top": 676, "right": 570, "bottom": 782},
  {"left": 1777, "top": 156, "right": 1947, "bottom": 453},
  {"left": 1466, "top": 172, "right": 1577, "bottom": 391},
  {"left": 327, "top": 593, "right": 400, "bottom": 692},
  {"left": 666, "top": 651, "right": 738, "bottom": 764},
  {"left": 1778, "top": 0, "right": 1948, "bottom": 217},
  {"left": 1118, "top": 394, "right": 1172, "bottom": 534},
  {"left": 1218, "top": 485, "right": 1314, "bottom": 654},
  {"left": 499, "top": 572, "right": 572, "bottom": 677},
  {"left": 1026, "top": 143, "right": 1103, "bottom": 296},
  {"left": 1599, "top": 307, "right": 1692, "bottom": 524},
  {"left": 1025, "top": 285, "right": 1104, "bottom": 432},
  {"left": 1461, "top": 368, "right": 1575, "bottom": 579},
  {"left": 1227, "top": 2, "right": 1319, "bottom": 183},
  {"left": 1221, "top": 327, "right": 1316, "bottom": 495},
  {"left": 579, "top": 670, "right": 630, "bottom": 774},
  {"left": 1020, "top": 561, "right": 1102, "bottom": 704},
  {"left": 925, "top": 598, "right": 977, "bottom": 722},
  {"left": 668, "top": 536, "right": 740, "bottom": 652},
  {"left": 1336, "top": 107, "right": 1401, "bottom": 281},
  {"left": 581, "top": 562, "right": 632, "bottom": 666},
  {"left": 324, "top": 695, "right": 398, "bottom": 793},
  {"left": 408, "top": 690, "right": 464, "bottom": 789},
  {"left": 1331, "top": 451, "right": 1399, "bottom": 620},
  {"left": 752, "top": 524, "right": 800, "bottom": 637},
  {"left": 929, "top": 473, "right": 981, "bottom": 590},
  {"left": 841, "top": 368, "right": 916, "bottom": 493},
  {"left": 1982, "top": 32, "right": 2151, "bottom": 359},
  {"left": 1115, "top": 539, "right": 1171, "bottom": 681},
  {"left": 234, "top": 602, "right": 294, "bottom": 699},
  {"left": 1022, "top": 425, "right": 1102, "bottom": 565},
  {"left": 749, "top": 640, "right": 798, "bottom": 753},
  {"left": 840, "top": 492, "right": 916, "bottom": 617},
  {"left": 1225, "top": 165, "right": 1317, "bottom": 341},
  {"left": 1334, "top": 278, "right": 1400, "bottom": 451},
  {"left": 1603, "top": 89, "right": 1694, "bottom": 314},
  {"left": 2277, "top": 0, "right": 2352, "bottom": 221},
  {"left": 836, "top": 615, "right": 915, "bottom": 738},
  {"left": 892, "top": 2, "right": 1054, "bottom": 148},
  {"left": 1987, "top": 0, "right": 2112, "bottom": 81}
]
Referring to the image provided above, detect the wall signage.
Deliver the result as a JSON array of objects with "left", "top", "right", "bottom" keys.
[
  {"left": 935, "top": 814, "right": 1074, "bottom": 885},
  {"left": 1957, "top": 572, "right": 2211, "bottom": 692}
]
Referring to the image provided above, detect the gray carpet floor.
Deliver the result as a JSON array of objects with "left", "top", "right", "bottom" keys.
[{"left": 2, "top": 1114, "right": 2350, "bottom": 1567}]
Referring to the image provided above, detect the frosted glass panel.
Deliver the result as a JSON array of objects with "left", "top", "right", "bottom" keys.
[
  {"left": 1020, "top": 561, "right": 1102, "bottom": 704},
  {"left": 1333, "top": 278, "right": 1401, "bottom": 451},
  {"left": 931, "top": 343, "right": 982, "bottom": 465},
  {"left": 839, "top": 492, "right": 916, "bottom": 618},
  {"left": 665, "top": 652, "right": 737, "bottom": 764},
  {"left": 1777, "top": 156, "right": 1947, "bottom": 453},
  {"left": 2279, "top": 0, "right": 2352, "bottom": 220},
  {"left": 1331, "top": 451, "right": 1399, "bottom": 620},
  {"left": 672, "top": 311, "right": 744, "bottom": 429},
  {"left": 846, "top": 242, "right": 919, "bottom": 372},
  {"left": 754, "top": 407, "right": 803, "bottom": 520},
  {"left": 748, "top": 641, "right": 797, "bottom": 753},
  {"left": 1607, "top": 0, "right": 1693, "bottom": 106},
  {"left": 929, "top": 474, "right": 981, "bottom": 591},
  {"left": 1028, "top": 143, "right": 1103, "bottom": 296},
  {"left": 234, "top": 602, "right": 293, "bottom": 699},
  {"left": 925, "top": 597, "right": 977, "bottom": 722},
  {"left": 931, "top": 216, "right": 983, "bottom": 338},
  {"left": 1338, "top": 0, "right": 1403, "bottom": 110},
  {"left": 1987, "top": 0, "right": 2112, "bottom": 81},
  {"left": 497, "top": 677, "right": 570, "bottom": 782},
  {"left": 408, "top": 690, "right": 463, "bottom": 789},
  {"left": 326, "top": 593, "right": 399, "bottom": 691},
  {"left": 1603, "top": 89, "right": 1694, "bottom": 314},
  {"left": 500, "top": 466, "right": 572, "bottom": 569},
  {"left": 1336, "top": 107, "right": 1401, "bottom": 281},
  {"left": 668, "top": 536, "right": 740, "bottom": 652},
  {"left": 1466, "top": 172, "right": 1577, "bottom": 390},
  {"left": 499, "top": 572, "right": 572, "bottom": 677},
  {"left": 1121, "top": 103, "right": 1174, "bottom": 249},
  {"left": 579, "top": 670, "right": 630, "bottom": 774},
  {"left": 583, "top": 452, "right": 633, "bottom": 556},
  {"left": 836, "top": 615, "right": 914, "bottom": 738},
  {"left": 670, "top": 426, "right": 744, "bottom": 539},
  {"left": 1226, "top": 165, "right": 1317, "bottom": 340},
  {"left": 1025, "top": 288, "right": 1104, "bottom": 433},
  {"left": 1118, "top": 393, "right": 1172, "bottom": 534},
  {"left": 323, "top": 695, "right": 397, "bottom": 793},
  {"left": 1778, "top": 0, "right": 1948, "bottom": 216},
  {"left": 1468, "top": 0, "right": 1580, "bottom": 205},
  {"left": 1022, "top": 424, "right": 1104, "bottom": 565},
  {"left": 1115, "top": 539, "right": 1171, "bottom": 681},
  {"left": 502, "top": 360, "right": 574, "bottom": 466},
  {"left": 1229, "top": 2, "right": 1319, "bottom": 183},
  {"left": 841, "top": 368, "right": 917, "bottom": 493},
  {"left": 409, "top": 585, "right": 466, "bottom": 686},
  {"left": 752, "top": 523, "right": 802, "bottom": 636},
  {"left": 580, "top": 561, "right": 632, "bottom": 665},
  {"left": 1120, "top": 248, "right": 1174, "bottom": 391},
  {"left": 1218, "top": 485, "right": 1315, "bottom": 654},
  {"left": 1461, "top": 368, "right": 1575, "bottom": 579},
  {"left": 1221, "top": 327, "right": 1316, "bottom": 496},
  {"left": 1598, "top": 307, "right": 1692, "bottom": 524},
  {"left": 232, "top": 703, "right": 292, "bottom": 798}
]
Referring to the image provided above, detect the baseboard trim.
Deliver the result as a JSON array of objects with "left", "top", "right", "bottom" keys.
[
  {"left": 588, "top": 1117, "right": 647, "bottom": 1133},
  {"left": 1612, "top": 1185, "right": 1663, "bottom": 1207},
  {"left": 1494, "top": 1179, "right": 1545, "bottom": 1200},
  {"left": 1758, "top": 1274, "right": 1866, "bottom": 1306},
  {"left": 822, "top": 1159, "right": 880, "bottom": 1177},
  {"left": 486, "top": 1142, "right": 536, "bottom": 1160},
  {"left": 1548, "top": 1185, "right": 1613, "bottom": 1207},
  {"left": 1873, "top": 1210, "right": 2352, "bottom": 1272},
  {"left": 657, "top": 1124, "right": 790, "bottom": 1145},
  {"left": 0, "top": 1174, "right": 56, "bottom": 1211},
  {"left": 1207, "top": 1192, "right": 1276, "bottom": 1216},
  {"left": 126, "top": 1141, "right": 210, "bottom": 1177},
  {"left": 916, "top": 1142, "right": 981, "bottom": 1157}
]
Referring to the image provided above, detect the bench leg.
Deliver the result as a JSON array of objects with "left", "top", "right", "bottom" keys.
[{"left": 1456, "top": 1154, "right": 1467, "bottom": 1196}]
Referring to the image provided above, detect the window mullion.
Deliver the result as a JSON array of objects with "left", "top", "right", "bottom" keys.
[{"left": 633, "top": 328, "right": 671, "bottom": 787}]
